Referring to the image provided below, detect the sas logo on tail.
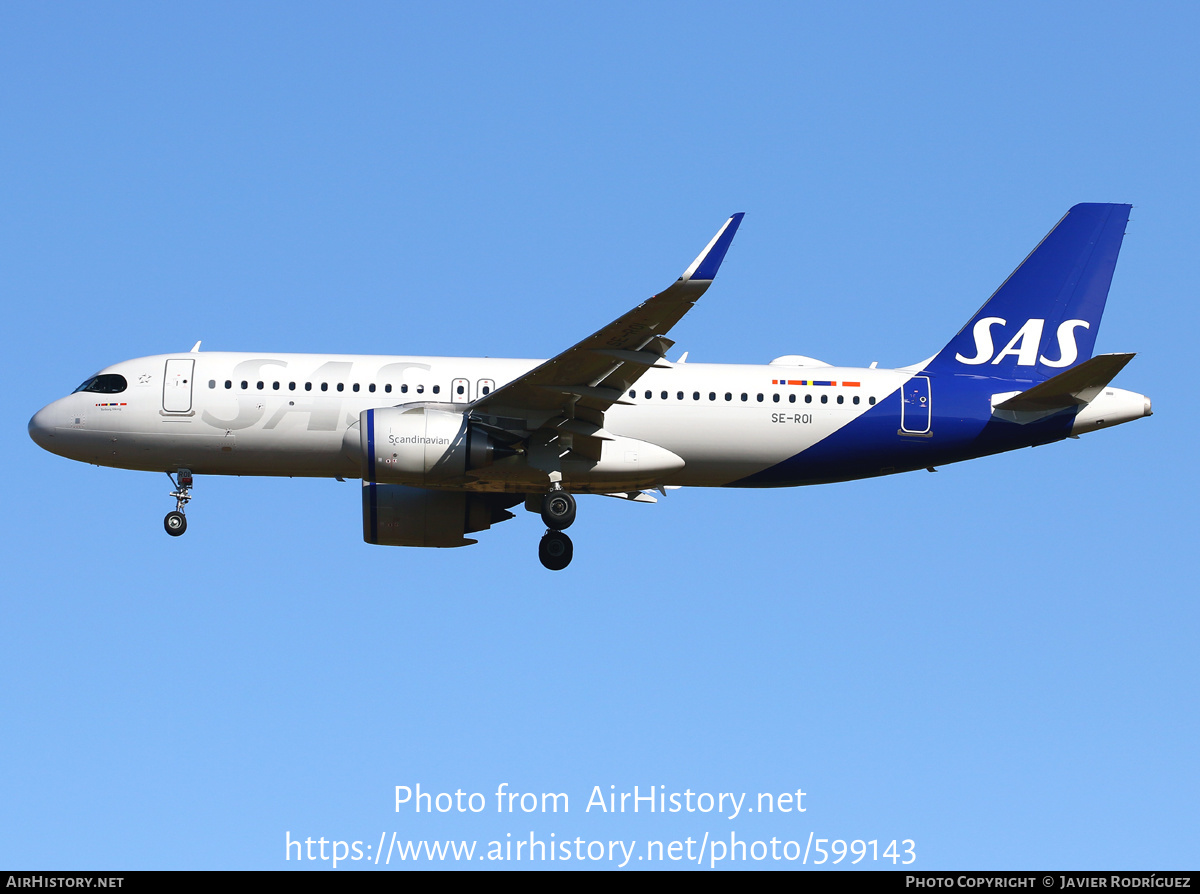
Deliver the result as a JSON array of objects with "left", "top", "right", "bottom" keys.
[{"left": 955, "top": 318, "right": 1090, "bottom": 367}]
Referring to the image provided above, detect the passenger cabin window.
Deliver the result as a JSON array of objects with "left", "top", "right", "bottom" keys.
[
  {"left": 74, "top": 374, "right": 128, "bottom": 394},
  {"left": 225, "top": 380, "right": 232, "bottom": 389},
  {"left": 432, "top": 385, "right": 440, "bottom": 394},
  {"left": 272, "top": 381, "right": 280, "bottom": 390},
  {"left": 208, "top": 380, "right": 216, "bottom": 389},
  {"left": 305, "top": 382, "right": 312, "bottom": 391},
  {"left": 369, "top": 383, "right": 376, "bottom": 393},
  {"left": 385, "top": 384, "right": 393, "bottom": 393},
  {"left": 336, "top": 383, "right": 344, "bottom": 392},
  {"left": 321, "top": 383, "right": 328, "bottom": 392},
  {"left": 353, "top": 383, "right": 360, "bottom": 392},
  {"left": 869, "top": 396, "right": 876, "bottom": 405}
]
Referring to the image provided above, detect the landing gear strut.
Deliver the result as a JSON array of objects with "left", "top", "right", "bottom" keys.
[
  {"left": 164, "top": 469, "right": 193, "bottom": 537},
  {"left": 534, "top": 479, "right": 577, "bottom": 569},
  {"left": 539, "top": 530, "right": 573, "bottom": 571}
]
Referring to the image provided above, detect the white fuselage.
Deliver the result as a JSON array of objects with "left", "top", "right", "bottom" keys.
[
  {"left": 25, "top": 207, "right": 1153, "bottom": 565},
  {"left": 29, "top": 351, "right": 908, "bottom": 489}
]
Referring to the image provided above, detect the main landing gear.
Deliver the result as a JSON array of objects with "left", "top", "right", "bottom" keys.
[
  {"left": 538, "top": 530, "right": 573, "bottom": 571},
  {"left": 537, "top": 485, "right": 576, "bottom": 571},
  {"left": 164, "top": 469, "right": 193, "bottom": 537},
  {"left": 540, "top": 488, "right": 576, "bottom": 530}
]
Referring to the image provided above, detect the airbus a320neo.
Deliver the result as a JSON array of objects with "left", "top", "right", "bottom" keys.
[{"left": 29, "top": 204, "right": 1151, "bottom": 569}]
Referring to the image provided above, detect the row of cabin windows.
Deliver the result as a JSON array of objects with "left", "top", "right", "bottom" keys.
[
  {"left": 206, "top": 380, "right": 479, "bottom": 395},
  {"left": 203, "top": 378, "right": 874, "bottom": 406},
  {"left": 628, "top": 389, "right": 876, "bottom": 406}
]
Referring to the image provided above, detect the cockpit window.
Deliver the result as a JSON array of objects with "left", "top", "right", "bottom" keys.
[{"left": 74, "top": 374, "right": 127, "bottom": 394}]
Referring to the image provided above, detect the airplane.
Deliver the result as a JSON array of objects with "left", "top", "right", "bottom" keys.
[{"left": 28, "top": 203, "right": 1151, "bottom": 570}]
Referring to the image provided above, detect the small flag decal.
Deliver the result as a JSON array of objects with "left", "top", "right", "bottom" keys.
[{"left": 771, "top": 380, "right": 858, "bottom": 387}]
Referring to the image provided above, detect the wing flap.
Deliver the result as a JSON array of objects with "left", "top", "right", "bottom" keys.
[
  {"left": 537, "top": 383, "right": 634, "bottom": 405},
  {"left": 592, "top": 348, "right": 674, "bottom": 369}
]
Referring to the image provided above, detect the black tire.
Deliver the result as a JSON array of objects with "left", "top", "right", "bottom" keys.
[
  {"left": 164, "top": 511, "right": 187, "bottom": 537},
  {"left": 540, "top": 491, "right": 576, "bottom": 530},
  {"left": 538, "top": 530, "right": 573, "bottom": 570}
]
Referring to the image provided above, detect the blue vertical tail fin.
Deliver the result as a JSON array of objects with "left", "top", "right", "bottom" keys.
[{"left": 924, "top": 203, "right": 1131, "bottom": 382}]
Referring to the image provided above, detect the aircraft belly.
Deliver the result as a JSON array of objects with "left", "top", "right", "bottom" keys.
[
  {"left": 114, "top": 426, "right": 355, "bottom": 477},
  {"left": 46, "top": 428, "right": 124, "bottom": 466}
]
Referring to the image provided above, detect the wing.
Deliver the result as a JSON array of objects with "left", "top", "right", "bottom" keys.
[{"left": 468, "top": 213, "right": 744, "bottom": 459}]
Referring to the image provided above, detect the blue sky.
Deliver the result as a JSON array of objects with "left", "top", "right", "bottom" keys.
[{"left": 2, "top": 2, "right": 1196, "bottom": 870}]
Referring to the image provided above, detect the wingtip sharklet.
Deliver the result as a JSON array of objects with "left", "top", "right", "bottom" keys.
[{"left": 681, "top": 212, "right": 744, "bottom": 282}]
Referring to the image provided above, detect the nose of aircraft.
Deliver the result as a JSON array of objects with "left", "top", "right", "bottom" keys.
[{"left": 28, "top": 404, "right": 58, "bottom": 451}]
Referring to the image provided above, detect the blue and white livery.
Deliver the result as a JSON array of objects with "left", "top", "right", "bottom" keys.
[{"left": 29, "top": 204, "right": 1151, "bottom": 569}]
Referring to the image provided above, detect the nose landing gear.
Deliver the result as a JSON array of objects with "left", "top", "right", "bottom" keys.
[{"left": 164, "top": 469, "right": 193, "bottom": 537}]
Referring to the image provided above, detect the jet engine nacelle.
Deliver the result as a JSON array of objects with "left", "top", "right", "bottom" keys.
[
  {"left": 363, "top": 483, "right": 517, "bottom": 548},
  {"left": 361, "top": 406, "right": 503, "bottom": 486}
]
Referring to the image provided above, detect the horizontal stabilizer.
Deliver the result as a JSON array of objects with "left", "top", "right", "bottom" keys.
[{"left": 994, "top": 353, "right": 1135, "bottom": 412}]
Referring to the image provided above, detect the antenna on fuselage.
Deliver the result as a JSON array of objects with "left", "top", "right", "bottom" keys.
[{"left": 190, "top": 341, "right": 202, "bottom": 353}]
